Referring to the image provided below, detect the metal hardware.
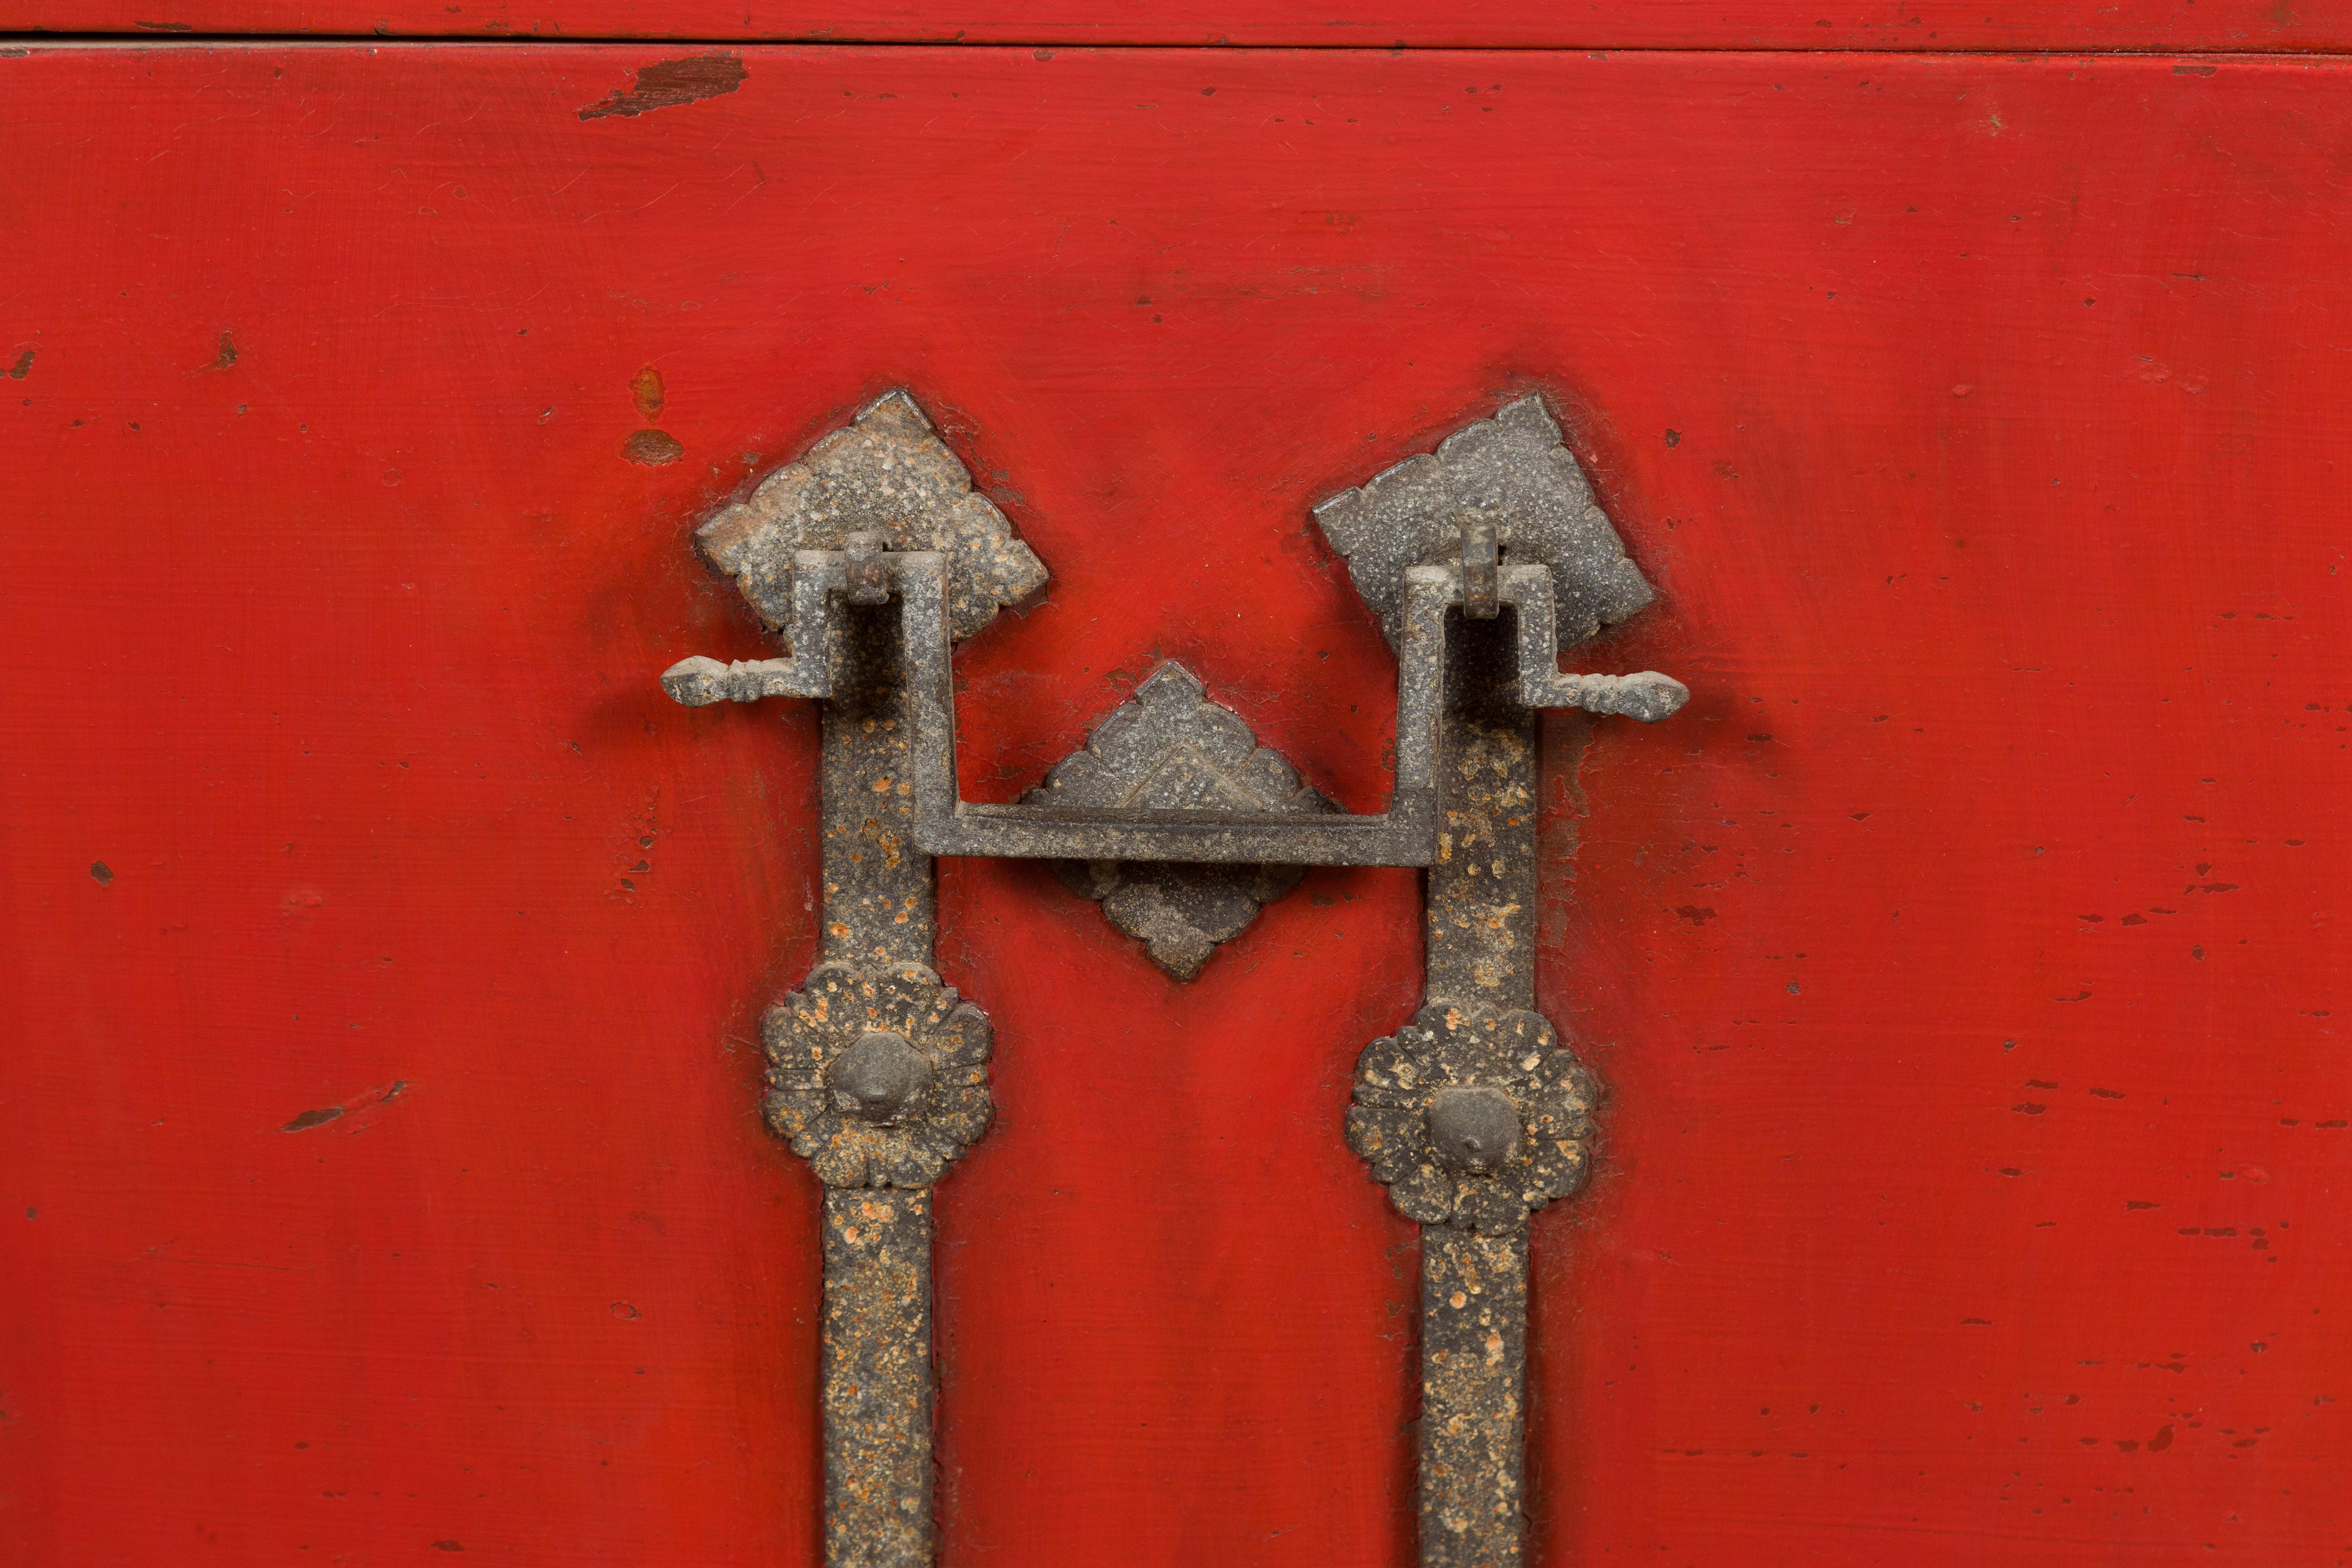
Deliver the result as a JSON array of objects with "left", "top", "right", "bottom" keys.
[
  {"left": 1349, "top": 1000, "right": 1599, "bottom": 1567},
  {"left": 821, "top": 1186, "right": 934, "bottom": 1568},
  {"left": 842, "top": 529, "right": 891, "bottom": 607},
  {"left": 765, "top": 962, "right": 993, "bottom": 1190},
  {"left": 666, "top": 550, "right": 1684, "bottom": 864},
  {"left": 1459, "top": 511, "right": 1502, "bottom": 620},
  {"left": 1313, "top": 393, "right": 1658, "bottom": 655},
  {"left": 690, "top": 388, "right": 1047, "bottom": 643},
  {"left": 1027, "top": 663, "right": 1335, "bottom": 979},
  {"left": 663, "top": 388, "right": 1688, "bottom": 1568},
  {"left": 1351, "top": 1006, "right": 1597, "bottom": 1236},
  {"left": 772, "top": 962, "right": 991, "bottom": 1568}
]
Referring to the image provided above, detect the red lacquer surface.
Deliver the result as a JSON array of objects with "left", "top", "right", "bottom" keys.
[
  {"left": 1, "top": 42, "right": 2346, "bottom": 1567},
  {"left": 10, "top": 1, "right": 2352, "bottom": 49}
]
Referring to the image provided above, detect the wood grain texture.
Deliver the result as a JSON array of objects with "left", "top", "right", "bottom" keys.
[
  {"left": 0, "top": 42, "right": 2345, "bottom": 1566},
  {"left": 9, "top": 2, "right": 2352, "bottom": 49}
]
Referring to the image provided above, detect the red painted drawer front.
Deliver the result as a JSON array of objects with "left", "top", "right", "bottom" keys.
[
  {"left": 8, "top": 2, "right": 2349, "bottom": 49},
  {"left": 2, "top": 42, "right": 2346, "bottom": 1567}
]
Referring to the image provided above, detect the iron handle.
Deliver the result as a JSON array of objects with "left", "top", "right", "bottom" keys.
[{"left": 663, "top": 547, "right": 1684, "bottom": 867}]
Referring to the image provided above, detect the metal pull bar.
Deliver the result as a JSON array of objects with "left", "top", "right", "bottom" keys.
[
  {"left": 665, "top": 552, "right": 1684, "bottom": 866},
  {"left": 901, "top": 552, "right": 1448, "bottom": 864}
]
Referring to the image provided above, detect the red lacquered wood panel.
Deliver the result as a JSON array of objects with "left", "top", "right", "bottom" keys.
[
  {"left": 0, "top": 42, "right": 2345, "bottom": 1567},
  {"left": 8, "top": 1, "right": 2352, "bottom": 50}
]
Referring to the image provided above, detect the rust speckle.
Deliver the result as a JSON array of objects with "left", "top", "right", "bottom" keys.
[
  {"left": 622, "top": 429, "right": 684, "bottom": 466},
  {"left": 578, "top": 53, "right": 747, "bottom": 121},
  {"left": 630, "top": 364, "right": 665, "bottom": 420},
  {"left": 820, "top": 1186, "right": 936, "bottom": 1561}
]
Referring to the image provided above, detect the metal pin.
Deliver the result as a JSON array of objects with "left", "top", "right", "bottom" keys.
[
  {"left": 1459, "top": 511, "right": 1501, "bottom": 619},
  {"left": 844, "top": 529, "right": 890, "bottom": 605}
]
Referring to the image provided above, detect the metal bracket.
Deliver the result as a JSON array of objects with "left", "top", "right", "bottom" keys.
[{"left": 663, "top": 389, "right": 1690, "bottom": 1568}]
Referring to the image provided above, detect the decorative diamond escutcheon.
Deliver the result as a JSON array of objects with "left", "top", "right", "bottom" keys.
[
  {"left": 696, "top": 388, "right": 1047, "bottom": 645},
  {"left": 1026, "top": 664, "right": 1335, "bottom": 979},
  {"left": 1314, "top": 393, "right": 1656, "bottom": 653}
]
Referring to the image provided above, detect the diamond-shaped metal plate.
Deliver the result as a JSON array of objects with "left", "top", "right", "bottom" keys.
[
  {"left": 695, "top": 388, "right": 1047, "bottom": 645},
  {"left": 1313, "top": 393, "right": 1655, "bottom": 653},
  {"left": 1026, "top": 665, "right": 1334, "bottom": 979}
]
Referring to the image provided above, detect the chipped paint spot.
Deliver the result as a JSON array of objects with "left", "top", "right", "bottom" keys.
[
  {"left": 622, "top": 429, "right": 684, "bottom": 466},
  {"left": 630, "top": 364, "right": 665, "bottom": 420},
  {"left": 578, "top": 53, "right": 747, "bottom": 121},
  {"left": 281, "top": 1081, "right": 411, "bottom": 1135}
]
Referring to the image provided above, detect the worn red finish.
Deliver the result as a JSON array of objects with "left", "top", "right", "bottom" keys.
[
  {"left": 14, "top": 2, "right": 2352, "bottom": 49},
  {"left": 1, "top": 40, "right": 2345, "bottom": 1568}
]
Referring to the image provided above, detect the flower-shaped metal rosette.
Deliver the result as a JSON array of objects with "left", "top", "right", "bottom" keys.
[
  {"left": 1346, "top": 1003, "right": 1598, "bottom": 1235},
  {"left": 763, "top": 961, "right": 994, "bottom": 1188}
]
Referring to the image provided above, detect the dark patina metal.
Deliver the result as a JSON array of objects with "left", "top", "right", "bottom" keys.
[
  {"left": 667, "top": 392, "right": 1047, "bottom": 1568},
  {"left": 670, "top": 549, "right": 1685, "bottom": 865},
  {"left": 665, "top": 388, "right": 1686, "bottom": 1568},
  {"left": 1347, "top": 1004, "right": 1599, "bottom": 1236},
  {"left": 831, "top": 1031, "right": 929, "bottom": 1124},
  {"left": 1458, "top": 511, "right": 1501, "bottom": 621},
  {"left": 1322, "top": 401, "right": 1654, "bottom": 1568},
  {"left": 693, "top": 387, "right": 1046, "bottom": 641},
  {"left": 1028, "top": 663, "right": 1334, "bottom": 978},
  {"left": 822, "top": 1187, "right": 934, "bottom": 1568},
  {"left": 1313, "top": 392, "right": 1657, "bottom": 655},
  {"left": 1345, "top": 624, "right": 1603, "bottom": 1565},
  {"left": 1428, "top": 1087, "right": 1522, "bottom": 1175},
  {"left": 763, "top": 962, "right": 992, "bottom": 1189},
  {"left": 1420, "top": 1222, "right": 1531, "bottom": 1568}
]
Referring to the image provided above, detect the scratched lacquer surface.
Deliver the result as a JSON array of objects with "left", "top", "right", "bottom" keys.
[{"left": 0, "top": 44, "right": 2345, "bottom": 1568}]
